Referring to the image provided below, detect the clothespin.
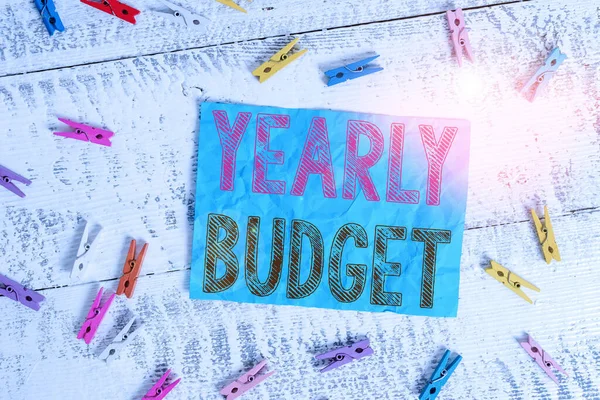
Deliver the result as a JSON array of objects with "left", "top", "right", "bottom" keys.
[
  {"left": 215, "top": 0, "right": 247, "bottom": 13},
  {"left": 0, "top": 273, "right": 45, "bottom": 311},
  {"left": 142, "top": 369, "right": 181, "bottom": 400},
  {"left": 485, "top": 261, "right": 540, "bottom": 304},
  {"left": 519, "top": 334, "right": 568, "bottom": 384},
  {"left": 314, "top": 338, "right": 374, "bottom": 373},
  {"left": 521, "top": 48, "right": 567, "bottom": 102},
  {"left": 419, "top": 350, "right": 462, "bottom": 400},
  {"left": 531, "top": 206, "right": 561, "bottom": 264},
  {"left": 80, "top": 0, "right": 140, "bottom": 24},
  {"left": 157, "top": 0, "right": 209, "bottom": 31},
  {"left": 446, "top": 9, "right": 474, "bottom": 67},
  {"left": 116, "top": 239, "right": 148, "bottom": 298},
  {"left": 0, "top": 164, "right": 31, "bottom": 198},
  {"left": 34, "top": 0, "right": 65, "bottom": 35},
  {"left": 54, "top": 118, "right": 114, "bottom": 147},
  {"left": 220, "top": 360, "right": 275, "bottom": 399},
  {"left": 71, "top": 220, "right": 102, "bottom": 281},
  {"left": 99, "top": 316, "right": 143, "bottom": 363},
  {"left": 324, "top": 55, "right": 383, "bottom": 86},
  {"left": 77, "top": 287, "right": 115, "bottom": 344},
  {"left": 252, "top": 38, "right": 307, "bottom": 83}
]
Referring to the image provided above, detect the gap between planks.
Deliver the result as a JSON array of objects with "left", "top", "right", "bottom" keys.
[
  {"left": 0, "top": 0, "right": 532, "bottom": 80},
  {"left": 28, "top": 204, "right": 599, "bottom": 296}
]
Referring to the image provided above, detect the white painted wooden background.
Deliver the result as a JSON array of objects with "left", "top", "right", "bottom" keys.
[{"left": 1, "top": 0, "right": 599, "bottom": 398}]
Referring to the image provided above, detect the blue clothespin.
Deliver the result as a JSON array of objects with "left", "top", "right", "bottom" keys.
[
  {"left": 33, "top": 0, "right": 65, "bottom": 36},
  {"left": 324, "top": 55, "right": 383, "bottom": 86},
  {"left": 419, "top": 350, "right": 462, "bottom": 400},
  {"left": 520, "top": 48, "right": 567, "bottom": 102}
]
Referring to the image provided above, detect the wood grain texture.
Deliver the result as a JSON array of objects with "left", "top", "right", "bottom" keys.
[
  {"left": 0, "top": 0, "right": 523, "bottom": 76},
  {"left": 1, "top": 0, "right": 599, "bottom": 398},
  {"left": 2, "top": 210, "right": 599, "bottom": 399}
]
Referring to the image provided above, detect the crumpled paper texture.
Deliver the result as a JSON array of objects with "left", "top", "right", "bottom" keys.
[{"left": 191, "top": 102, "right": 470, "bottom": 317}]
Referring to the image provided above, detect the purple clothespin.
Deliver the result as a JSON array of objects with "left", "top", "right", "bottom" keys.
[
  {"left": 77, "top": 287, "right": 115, "bottom": 344},
  {"left": 0, "top": 273, "right": 45, "bottom": 311},
  {"left": 519, "top": 334, "right": 568, "bottom": 384},
  {"left": 315, "top": 338, "right": 374, "bottom": 373},
  {"left": 54, "top": 118, "right": 114, "bottom": 146},
  {"left": 0, "top": 164, "right": 31, "bottom": 198},
  {"left": 142, "top": 369, "right": 181, "bottom": 400},
  {"left": 446, "top": 9, "right": 474, "bottom": 67},
  {"left": 220, "top": 360, "right": 275, "bottom": 400}
]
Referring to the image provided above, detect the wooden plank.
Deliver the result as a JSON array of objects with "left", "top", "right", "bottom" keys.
[
  {"left": 1, "top": 0, "right": 598, "bottom": 292},
  {"left": 2, "top": 209, "right": 599, "bottom": 399},
  {"left": 0, "top": 0, "right": 523, "bottom": 76}
]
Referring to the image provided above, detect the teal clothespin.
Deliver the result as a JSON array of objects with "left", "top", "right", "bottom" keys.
[
  {"left": 419, "top": 350, "right": 462, "bottom": 400},
  {"left": 521, "top": 48, "right": 567, "bottom": 102},
  {"left": 324, "top": 55, "right": 383, "bottom": 86}
]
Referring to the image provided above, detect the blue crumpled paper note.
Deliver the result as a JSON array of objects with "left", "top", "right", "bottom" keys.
[{"left": 191, "top": 102, "right": 470, "bottom": 317}]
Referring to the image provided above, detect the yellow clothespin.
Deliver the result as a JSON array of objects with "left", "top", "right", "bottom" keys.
[
  {"left": 252, "top": 38, "right": 308, "bottom": 83},
  {"left": 531, "top": 206, "right": 561, "bottom": 264},
  {"left": 485, "top": 261, "right": 540, "bottom": 304},
  {"left": 215, "top": 0, "right": 247, "bottom": 13}
]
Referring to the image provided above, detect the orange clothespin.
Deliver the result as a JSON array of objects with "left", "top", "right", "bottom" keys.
[{"left": 117, "top": 239, "right": 148, "bottom": 298}]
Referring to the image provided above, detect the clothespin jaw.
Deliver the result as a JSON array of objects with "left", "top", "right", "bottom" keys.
[
  {"left": 314, "top": 338, "right": 374, "bottom": 373},
  {"left": 99, "top": 316, "right": 142, "bottom": 363},
  {"left": 215, "top": 0, "right": 247, "bottom": 13},
  {"left": 521, "top": 48, "right": 567, "bottom": 102},
  {"left": 252, "top": 38, "right": 308, "bottom": 83},
  {"left": 519, "top": 334, "right": 568, "bottom": 384},
  {"left": 116, "top": 240, "right": 148, "bottom": 298},
  {"left": 71, "top": 221, "right": 102, "bottom": 281},
  {"left": 0, "top": 165, "right": 31, "bottom": 198},
  {"left": 33, "top": 0, "right": 65, "bottom": 35},
  {"left": 446, "top": 9, "right": 474, "bottom": 67},
  {"left": 531, "top": 206, "right": 561, "bottom": 264},
  {"left": 142, "top": 369, "right": 181, "bottom": 400},
  {"left": 419, "top": 350, "right": 462, "bottom": 400},
  {"left": 324, "top": 55, "right": 383, "bottom": 86},
  {"left": 77, "top": 287, "right": 115, "bottom": 344},
  {"left": 0, "top": 274, "right": 45, "bottom": 311},
  {"left": 220, "top": 359, "right": 275, "bottom": 400},
  {"left": 157, "top": 0, "right": 209, "bottom": 31},
  {"left": 80, "top": 0, "right": 140, "bottom": 24},
  {"left": 485, "top": 261, "right": 540, "bottom": 304},
  {"left": 54, "top": 118, "right": 115, "bottom": 147}
]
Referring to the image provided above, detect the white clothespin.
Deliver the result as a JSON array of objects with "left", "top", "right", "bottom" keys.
[
  {"left": 71, "top": 221, "right": 102, "bottom": 280},
  {"left": 99, "top": 316, "right": 143, "bottom": 363},
  {"left": 157, "top": 0, "right": 210, "bottom": 31}
]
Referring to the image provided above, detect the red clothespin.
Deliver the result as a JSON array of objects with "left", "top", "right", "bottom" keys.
[
  {"left": 142, "top": 369, "right": 181, "bottom": 400},
  {"left": 116, "top": 239, "right": 148, "bottom": 298},
  {"left": 80, "top": 0, "right": 140, "bottom": 24},
  {"left": 77, "top": 287, "right": 115, "bottom": 344},
  {"left": 446, "top": 9, "right": 474, "bottom": 66}
]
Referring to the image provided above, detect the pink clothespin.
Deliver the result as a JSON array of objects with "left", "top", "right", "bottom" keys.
[
  {"left": 220, "top": 360, "right": 275, "bottom": 400},
  {"left": 0, "top": 273, "right": 45, "bottom": 311},
  {"left": 446, "top": 9, "right": 474, "bottom": 66},
  {"left": 519, "top": 334, "right": 568, "bottom": 384},
  {"left": 315, "top": 338, "right": 374, "bottom": 373},
  {"left": 77, "top": 287, "right": 115, "bottom": 344},
  {"left": 54, "top": 118, "right": 114, "bottom": 146},
  {"left": 142, "top": 369, "right": 181, "bottom": 400},
  {"left": 0, "top": 164, "right": 31, "bottom": 198}
]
